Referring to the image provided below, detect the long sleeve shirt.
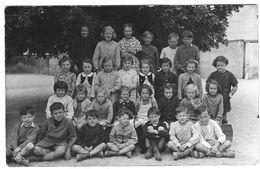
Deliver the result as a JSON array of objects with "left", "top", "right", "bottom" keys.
[
  {"left": 158, "top": 96, "right": 179, "bottom": 122},
  {"left": 109, "top": 122, "right": 138, "bottom": 145},
  {"left": 178, "top": 72, "right": 203, "bottom": 99},
  {"left": 194, "top": 119, "right": 226, "bottom": 148},
  {"left": 143, "top": 121, "right": 169, "bottom": 140},
  {"left": 92, "top": 41, "right": 120, "bottom": 69},
  {"left": 9, "top": 122, "right": 39, "bottom": 150},
  {"left": 169, "top": 121, "right": 199, "bottom": 147},
  {"left": 45, "top": 95, "right": 74, "bottom": 119},
  {"left": 76, "top": 72, "right": 96, "bottom": 98},
  {"left": 89, "top": 99, "right": 113, "bottom": 124},
  {"left": 202, "top": 93, "right": 223, "bottom": 122},
  {"left": 160, "top": 46, "right": 178, "bottom": 72},
  {"left": 141, "top": 44, "right": 160, "bottom": 70},
  {"left": 180, "top": 98, "right": 202, "bottom": 121}
]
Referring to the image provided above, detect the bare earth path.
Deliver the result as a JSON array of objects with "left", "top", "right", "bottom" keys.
[{"left": 5, "top": 74, "right": 260, "bottom": 166}]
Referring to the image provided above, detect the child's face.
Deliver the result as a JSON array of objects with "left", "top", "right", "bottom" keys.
[
  {"left": 56, "top": 88, "right": 66, "bottom": 97},
  {"left": 161, "top": 62, "right": 170, "bottom": 73},
  {"left": 168, "top": 37, "right": 178, "bottom": 49},
  {"left": 186, "top": 89, "right": 196, "bottom": 100},
  {"left": 83, "top": 62, "right": 92, "bottom": 74},
  {"left": 121, "top": 90, "right": 130, "bottom": 101},
  {"left": 164, "top": 88, "right": 173, "bottom": 99},
  {"left": 148, "top": 113, "right": 160, "bottom": 124},
  {"left": 61, "top": 60, "right": 71, "bottom": 72},
  {"left": 141, "top": 63, "right": 150, "bottom": 75},
  {"left": 209, "top": 84, "right": 218, "bottom": 96},
  {"left": 143, "top": 34, "right": 153, "bottom": 45},
  {"left": 182, "top": 37, "right": 193, "bottom": 46},
  {"left": 104, "top": 30, "right": 113, "bottom": 41},
  {"left": 103, "top": 60, "right": 113, "bottom": 72},
  {"left": 21, "top": 114, "right": 35, "bottom": 127},
  {"left": 81, "top": 26, "right": 89, "bottom": 38},
  {"left": 124, "top": 27, "right": 133, "bottom": 39},
  {"left": 186, "top": 63, "right": 196, "bottom": 74},
  {"left": 198, "top": 111, "right": 210, "bottom": 126},
  {"left": 97, "top": 92, "right": 106, "bottom": 104},
  {"left": 118, "top": 114, "right": 130, "bottom": 126},
  {"left": 51, "top": 108, "right": 65, "bottom": 121},
  {"left": 216, "top": 61, "right": 227, "bottom": 73},
  {"left": 123, "top": 60, "right": 132, "bottom": 71},
  {"left": 76, "top": 91, "right": 86, "bottom": 101},
  {"left": 87, "top": 116, "right": 98, "bottom": 127},
  {"left": 177, "top": 111, "right": 188, "bottom": 124},
  {"left": 141, "top": 88, "right": 150, "bottom": 101}
]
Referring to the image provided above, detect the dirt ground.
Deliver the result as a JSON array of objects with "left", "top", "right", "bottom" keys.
[{"left": 5, "top": 74, "right": 260, "bottom": 166}]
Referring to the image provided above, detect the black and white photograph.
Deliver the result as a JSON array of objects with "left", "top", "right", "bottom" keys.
[{"left": 3, "top": 1, "right": 259, "bottom": 167}]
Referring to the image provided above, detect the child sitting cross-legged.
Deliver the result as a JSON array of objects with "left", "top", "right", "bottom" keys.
[
  {"left": 167, "top": 106, "right": 200, "bottom": 160},
  {"left": 105, "top": 108, "right": 138, "bottom": 158},
  {"left": 72, "top": 110, "right": 107, "bottom": 162},
  {"left": 33, "top": 102, "right": 77, "bottom": 161},
  {"left": 194, "top": 106, "right": 235, "bottom": 158},
  {"left": 6, "top": 106, "right": 39, "bottom": 166},
  {"left": 143, "top": 107, "right": 169, "bottom": 161}
]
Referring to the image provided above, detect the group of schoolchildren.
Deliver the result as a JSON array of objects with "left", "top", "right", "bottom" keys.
[{"left": 7, "top": 23, "right": 239, "bottom": 166}]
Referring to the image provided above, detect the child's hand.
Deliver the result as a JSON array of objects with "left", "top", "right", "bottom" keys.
[
  {"left": 12, "top": 147, "right": 21, "bottom": 157},
  {"left": 211, "top": 145, "right": 219, "bottom": 154},
  {"left": 84, "top": 146, "right": 93, "bottom": 152},
  {"left": 178, "top": 145, "right": 185, "bottom": 151},
  {"left": 65, "top": 149, "right": 72, "bottom": 160},
  {"left": 147, "top": 126, "right": 154, "bottom": 133},
  {"left": 158, "top": 126, "right": 164, "bottom": 131},
  {"left": 229, "top": 92, "right": 233, "bottom": 98}
]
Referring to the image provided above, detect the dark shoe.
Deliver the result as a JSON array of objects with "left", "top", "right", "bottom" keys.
[
  {"left": 191, "top": 150, "right": 199, "bottom": 158},
  {"left": 126, "top": 151, "right": 132, "bottom": 158},
  {"left": 27, "top": 156, "right": 43, "bottom": 162},
  {"left": 198, "top": 152, "right": 205, "bottom": 158},
  {"left": 144, "top": 147, "right": 153, "bottom": 159},
  {"left": 154, "top": 150, "right": 162, "bottom": 161},
  {"left": 173, "top": 152, "right": 183, "bottom": 160},
  {"left": 222, "top": 119, "right": 228, "bottom": 124},
  {"left": 95, "top": 151, "right": 104, "bottom": 158},
  {"left": 76, "top": 153, "right": 90, "bottom": 162},
  {"left": 19, "top": 157, "right": 29, "bottom": 166}
]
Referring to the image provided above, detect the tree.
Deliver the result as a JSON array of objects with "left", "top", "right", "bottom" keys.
[{"left": 5, "top": 5, "right": 243, "bottom": 62}]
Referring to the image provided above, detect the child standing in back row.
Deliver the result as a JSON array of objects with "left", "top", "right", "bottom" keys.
[
  {"left": 93, "top": 26, "right": 120, "bottom": 71},
  {"left": 141, "top": 31, "right": 160, "bottom": 71},
  {"left": 160, "top": 33, "right": 179, "bottom": 72},
  {"left": 206, "top": 56, "right": 238, "bottom": 124},
  {"left": 174, "top": 30, "right": 200, "bottom": 77}
]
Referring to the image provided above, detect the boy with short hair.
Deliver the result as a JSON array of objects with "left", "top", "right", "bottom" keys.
[
  {"left": 174, "top": 30, "right": 200, "bottom": 77},
  {"left": 154, "top": 57, "right": 178, "bottom": 100},
  {"left": 194, "top": 107, "right": 235, "bottom": 158},
  {"left": 105, "top": 108, "right": 137, "bottom": 158},
  {"left": 33, "top": 102, "right": 77, "bottom": 161},
  {"left": 6, "top": 106, "right": 39, "bottom": 166},
  {"left": 72, "top": 110, "right": 107, "bottom": 162},
  {"left": 167, "top": 106, "right": 200, "bottom": 160},
  {"left": 143, "top": 107, "right": 169, "bottom": 161}
]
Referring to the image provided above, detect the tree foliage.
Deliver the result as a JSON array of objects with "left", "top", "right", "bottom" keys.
[{"left": 5, "top": 5, "right": 243, "bottom": 61}]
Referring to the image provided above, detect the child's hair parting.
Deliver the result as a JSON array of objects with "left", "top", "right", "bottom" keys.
[
  {"left": 120, "top": 86, "right": 131, "bottom": 97},
  {"left": 74, "top": 84, "right": 88, "bottom": 98},
  {"left": 181, "top": 30, "right": 194, "bottom": 38},
  {"left": 121, "top": 53, "right": 133, "bottom": 66},
  {"left": 95, "top": 87, "right": 108, "bottom": 98},
  {"left": 184, "top": 84, "right": 200, "bottom": 98},
  {"left": 184, "top": 59, "right": 198, "bottom": 71},
  {"left": 101, "top": 26, "right": 117, "bottom": 40},
  {"left": 117, "top": 108, "right": 133, "bottom": 119},
  {"left": 54, "top": 81, "right": 68, "bottom": 93},
  {"left": 160, "top": 57, "right": 172, "bottom": 68},
  {"left": 164, "top": 83, "right": 177, "bottom": 96},
  {"left": 205, "top": 79, "right": 221, "bottom": 94},
  {"left": 85, "top": 109, "right": 99, "bottom": 119},
  {"left": 20, "top": 106, "right": 35, "bottom": 116},
  {"left": 50, "top": 102, "right": 65, "bottom": 113},
  {"left": 176, "top": 106, "right": 187, "bottom": 114},
  {"left": 140, "top": 59, "right": 154, "bottom": 73},
  {"left": 197, "top": 105, "right": 207, "bottom": 116},
  {"left": 58, "top": 55, "right": 72, "bottom": 67},
  {"left": 123, "top": 23, "right": 134, "bottom": 32},
  {"left": 147, "top": 106, "right": 160, "bottom": 117},
  {"left": 212, "top": 55, "right": 229, "bottom": 67},
  {"left": 138, "top": 84, "right": 153, "bottom": 96},
  {"left": 168, "top": 33, "right": 179, "bottom": 40},
  {"left": 82, "top": 58, "right": 93, "bottom": 68},
  {"left": 101, "top": 56, "right": 115, "bottom": 69},
  {"left": 142, "top": 31, "right": 154, "bottom": 39}
]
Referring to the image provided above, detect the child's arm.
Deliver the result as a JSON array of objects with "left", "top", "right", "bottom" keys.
[
  {"left": 174, "top": 48, "right": 182, "bottom": 70},
  {"left": 186, "top": 123, "right": 200, "bottom": 147},
  {"left": 107, "top": 101, "right": 113, "bottom": 124},
  {"left": 93, "top": 72, "right": 101, "bottom": 91},
  {"left": 213, "top": 120, "right": 226, "bottom": 144},
  {"left": 130, "top": 71, "right": 139, "bottom": 90},
  {"left": 230, "top": 85, "right": 238, "bottom": 96},
  {"left": 151, "top": 97, "right": 158, "bottom": 108},
  {"left": 158, "top": 123, "right": 170, "bottom": 138},
  {"left": 18, "top": 125, "right": 40, "bottom": 150},
  {"left": 45, "top": 97, "right": 53, "bottom": 119},
  {"left": 75, "top": 74, "right": 81, "bottom": 87},
  {"left": 124, "top": 125, "right": 138, "bottom": 146},
  {"left": 197, "top": 75, "right": 203, "bottom": 98},
  {"left": 216, "top": 95, "right": 224, "bottom": 123},
  {"left": 109, "top": 126, "right": 117, "bottom": 143},
  {"left": 9, "top": 124, "right": 20, "bottom": 154},
  {"left": 66, "top": 97, "right": 74, "bottom": 119},
  {"left": 93, "top": 42, "right": 101, "bottom": 70},
  {"left": 143, "top": 124, "right": 157, "bottom": 139},
  {"left": 154, "top": 73, "right": 159, "bottom": 98},
  {"left": 109, "top": 72, "right": 121, "bottom": 94},
  {"left": 177, "top": 75, "right": 183, "bottom": 100},
  {"left": 130, "top": 101, "right": 137, "bottom": 117},
  {"left": 194, "top": 45, "right": 200, "bottom": 64},
  {"left": 90, "top": 73, "right": 97, "bottom": 99},
  {"left": 115, "top": 44, "right": 121, "bottom": 70},
  {"left": 65, "top": 120, "right": 77, "bottom": 160},
  {"left": 159, "top": 48, "right": 165, "bottom": 59},
  {"left": 37, "top": 121, "right": 48, "bottom": 142},
  {"left": 194, "top": 123, "right": 212, "bottom": 149},
  {"left": 154, "top": 47, "right": 160, "bottom": 70},
  {"left": 71, "top": 73, "right": 77, "bottom": 98},
  {"left": 169, "top": 122, "right": 181, "bottom": 147}
]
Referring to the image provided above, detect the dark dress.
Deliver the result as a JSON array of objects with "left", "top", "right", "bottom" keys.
[{"left": 158, "top": 96, "right": 179, "bottom": 124}]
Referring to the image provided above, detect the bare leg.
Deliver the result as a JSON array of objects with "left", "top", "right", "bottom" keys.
[
  {"left": 33, "top": 146, "right": 52, "bottom": 156},
  {"left": 107, "top": 142, "right": 120, "bottom": 152},
  {"left": 72, "top": 145, "right": 89, "bottom": 154},
  {"left": 43, "top": 145, "right": 67, "bottom": 161},
  {"left": 90, "top": 143, "right": 107, "bottom": 156},
  {"left": 157, "top": 138, "right": 165, "bottom": 152},
  {"left": 219, "top": 140, "right": 232, "bottom": 152},
  {"left": 20, "top": 143, "right": 34, "bottom": 156},
  {"left": 167, "top": 141, "right": 181, "bottom": 152},
  {"left": 195, "top": 143, "right": 211, "bottom": 155},
  {"left": 117, "top": 144, "right": 135, "bottom": 156}
]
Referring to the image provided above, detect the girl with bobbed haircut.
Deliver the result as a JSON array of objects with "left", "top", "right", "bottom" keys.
[
  {"left": 205, "top": 79, "right": 221, "bottom": 94},
  {"left": 183, "top": 84, "right": 200, "bottom": 98},
  {"left": 101, "top": 26, "right": 117, "bottom": 40},
  {"left": 212, "top": 55, "right": 229, "bottom": 67},
  {"left": 58, "top": 55, "right": 72, "bottom": 67},
  {"left": 73, "top": 83, "right": 88, "bottom": 98},
  {"left": 54, "top": 81, "right": 68, "bottom": 94},
  {"left": 120, "top": 53, "right": 133, "bottom": 68},
  {"left": 138, "top": 84, "right": 153, "bottom": 96},
  {"left": 164, "top": 83, "right": 178, "bottom": 96},
  {"left": 184, "top": 59, "right": 198, "bottom": 71}
]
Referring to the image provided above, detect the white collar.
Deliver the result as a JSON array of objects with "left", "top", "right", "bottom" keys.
[
  {"left": 81, "top": 72, "right": 94, "bottom": 77},
  {"left": 21, "top": 122, "right": 35, "bottom": 128},
  {"left": 139, "top": 72, "right": 152, "bottom": 76}
]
